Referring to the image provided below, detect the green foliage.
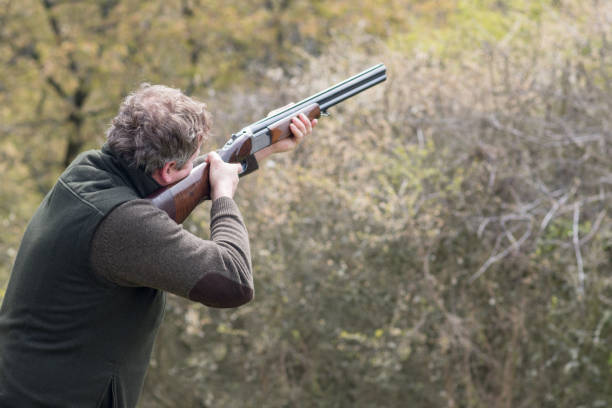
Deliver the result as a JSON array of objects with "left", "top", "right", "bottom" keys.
[{"left": 1, "top": 0, "right": 611, "bottom": 407}]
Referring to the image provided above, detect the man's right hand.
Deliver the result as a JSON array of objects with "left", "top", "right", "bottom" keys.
[{"left": 206, "top": 151, "right": 242, "bottom": 200}]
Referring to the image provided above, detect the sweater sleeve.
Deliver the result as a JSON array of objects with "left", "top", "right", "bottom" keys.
[{"left": 90, "top": 197, "right": 254, "bottom": 308}]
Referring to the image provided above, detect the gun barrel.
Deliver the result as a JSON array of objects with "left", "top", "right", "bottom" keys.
[
  {"left": 250, "top": 63, "right": 387, "bottom": 133},
  {"left": 316, "top": 63, "right": 387, "bottom": 111}
]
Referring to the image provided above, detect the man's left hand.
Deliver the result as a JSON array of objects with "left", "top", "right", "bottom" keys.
[
  {"left": 254, "top": 113, "right": 317, "bottom": 161},
  {"left": 273, "top": 113, "right": 317, "bottom": 154}
]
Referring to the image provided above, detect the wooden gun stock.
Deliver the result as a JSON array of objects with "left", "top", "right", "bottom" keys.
[
  {"left": 147, "top": 64, "right": 387, "bottom": 223},
  {"left": 147, "top": 162, "right": 211, "bottom": 224}
]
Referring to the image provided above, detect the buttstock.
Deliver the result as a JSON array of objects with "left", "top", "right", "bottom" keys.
[{"left": 268, "top": 103, "right": 321, "bottom": 144}]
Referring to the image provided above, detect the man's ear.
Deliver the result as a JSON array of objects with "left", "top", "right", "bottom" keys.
[{"left": 151, "top": 161, "right": 177, "bottom": 186}]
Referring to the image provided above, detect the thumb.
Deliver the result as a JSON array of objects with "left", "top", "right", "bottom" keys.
[{"left": 206, "top": 151, "right": 222, "bottom": 165}]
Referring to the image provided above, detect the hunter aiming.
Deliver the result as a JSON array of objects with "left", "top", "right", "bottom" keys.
[{"left": 0, "top": 83, "right": 316, "bottom": 407}]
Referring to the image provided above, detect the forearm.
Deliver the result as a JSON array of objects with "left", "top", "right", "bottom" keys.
[
  {"left": 189, "top": 197, "right": 254, "bottom": 306},
  {"left": 254, "top": 145, "right": 276, "bottom": 163}
]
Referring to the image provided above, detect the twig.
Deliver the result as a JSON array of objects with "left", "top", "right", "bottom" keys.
[
  {"left": 593, "top": 310, "right": 611, "bottom": 346},
  {"left": 477, "top": 217, "right": 493, "bottom": 238},
  {"left": 469, "top": 218, "right": 532, "bottom": 283},
  {"left": 540, "top": 185, "right": 577, "bottom": 231},
  {"left": 580, "top": 209, "right": 607, "bottom": 246},
  {"left": 543, "top": 133, "right": 604, "bottom": 147},
  {"left": 572, "top": 202, "right": 585, "bottom": 297}
]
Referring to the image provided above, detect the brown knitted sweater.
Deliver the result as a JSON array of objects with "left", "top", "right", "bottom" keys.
[{"left": 90, "top": 197, "right": 254, "bottom": 307}]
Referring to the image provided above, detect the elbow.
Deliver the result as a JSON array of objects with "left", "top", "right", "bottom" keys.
[
  {"left": 233, "top": 285, "right": 254, "bottom": 307},
  {"left": 188, "top": 272, "right": 254, "bottom": 308}
]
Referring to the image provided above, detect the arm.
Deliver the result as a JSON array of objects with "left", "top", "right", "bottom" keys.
[
  {"left": 90, "top": 197, "right": 253, "bottom": 308},
  {"left": 92, "top": 151, "right": 251, "bottom": 307}
]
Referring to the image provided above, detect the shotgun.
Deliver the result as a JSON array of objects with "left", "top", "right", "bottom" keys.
[{"left": 147, "top": 63, "right": 387, "bottom": 223}]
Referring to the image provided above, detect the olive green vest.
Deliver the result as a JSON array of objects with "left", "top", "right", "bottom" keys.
[{"left": 0, "top": 145, "right": 165, "bottom": 407}]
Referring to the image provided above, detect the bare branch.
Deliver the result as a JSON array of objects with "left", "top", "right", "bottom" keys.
[
  {"left": 593, "top": 310, "right": 611, "bottom": 346},
  {"left": 580, "top": 209, "right": 607, "bottom": 246},
  {"left": 540, "top": 184, "right": 578, "bottom": 231},
  {"left": 469, "top": 218, "right": 533, "bottom": 283},
  {"left": 572, "top": 202, "right": 585, "bottom": 297}
]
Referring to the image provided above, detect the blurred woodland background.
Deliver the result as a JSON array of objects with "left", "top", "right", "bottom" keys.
[{"left": 1, "top": 0, "right": 611, "bottom": 406}]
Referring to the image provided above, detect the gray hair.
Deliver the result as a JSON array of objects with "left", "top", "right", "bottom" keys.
[{"left": 106, "top": 83, "right": 211, "bottom": 174}]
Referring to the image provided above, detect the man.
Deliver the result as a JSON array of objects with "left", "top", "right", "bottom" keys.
[{"left": 0, "top": 83, "right": 316, "bottom": 407}]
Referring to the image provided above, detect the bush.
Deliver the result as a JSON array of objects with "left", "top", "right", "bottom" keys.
[{"left": 143, "top": 16, "right": 612, "bottom": 407}]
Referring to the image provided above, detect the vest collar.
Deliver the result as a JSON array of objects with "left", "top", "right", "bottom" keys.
[{"left": 101, "top": 144, "right": 162, "bottom": 198}]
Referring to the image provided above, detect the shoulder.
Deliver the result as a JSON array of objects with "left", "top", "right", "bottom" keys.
[
  {"left": 60, "top": 149, "right": 140, "bottom": 214},
  {"left": 91, "top": 199, "right": 191, "bottom": 283},
  {"left": 98, "top": 199, "right": 180, "bottom": 238}
]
